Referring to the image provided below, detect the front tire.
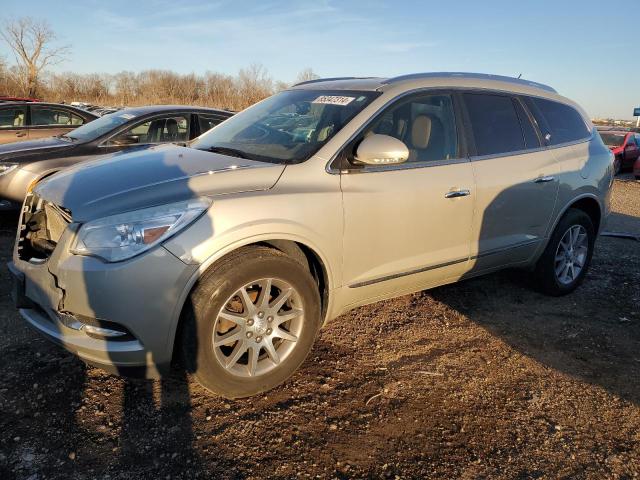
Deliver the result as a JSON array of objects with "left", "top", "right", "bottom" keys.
[
  {"left": 181, "top": 246, "right": 321, "bottom": 398},
  {"left": 533, "top": 209, "right": 595, "bottom": 296}
]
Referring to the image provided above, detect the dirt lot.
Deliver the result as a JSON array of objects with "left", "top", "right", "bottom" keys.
[{"left": 1, "top": 177, "right": 638, "bottom": 480}]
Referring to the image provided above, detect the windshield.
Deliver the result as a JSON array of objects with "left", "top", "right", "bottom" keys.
[
  {"left": 191, "top": 89, "right": 379, "bottom": 163},
  {"left": 63, "top": 111, "right": 137, "bottom": 142},
  {"left": 600, "top": 132, "right": 626, "bottom": 147}
]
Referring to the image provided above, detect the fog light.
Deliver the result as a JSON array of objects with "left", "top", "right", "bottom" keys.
[{"left": 82, "top": 324, "right": 128, "bottom": 338}]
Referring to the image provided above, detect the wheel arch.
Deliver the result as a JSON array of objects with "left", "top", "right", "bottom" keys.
[
  {"left": 549, "top": 193, "right": 603, "bottom": 235},
  {"left": 168, "top": 236, "right": 334, "bottom": 364}
]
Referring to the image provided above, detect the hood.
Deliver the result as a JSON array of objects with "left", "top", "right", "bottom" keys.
[
  {"left": 0, "top": 136, "right": 74, "bottom": 161},
  {"left": 35, "top": 144, "right": 286, "bottom": 221}
]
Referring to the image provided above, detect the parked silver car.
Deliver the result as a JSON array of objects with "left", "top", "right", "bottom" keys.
[{"left": 9, "top": 73, "right": 613, "bottom": 398}]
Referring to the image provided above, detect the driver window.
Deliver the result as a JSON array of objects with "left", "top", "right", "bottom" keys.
[
  {"left": 108, "top": 115, "right": 190, "bottom": 146},
  {"left": 360, "top": 94, "right": 458, "bottom": 163},
  {"left": 0, "top": 107, "right": 26, "bottom": 128}
]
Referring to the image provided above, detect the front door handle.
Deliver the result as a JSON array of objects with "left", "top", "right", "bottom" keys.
[
  {"left": 534, "top": 175, "right": 555, "bottom": 183},
  {"left": 445, "top": 189, "right": 471, "bottom": 198},
  {"left": 15, "top": 131, "right": 26, "bottom": 137}
]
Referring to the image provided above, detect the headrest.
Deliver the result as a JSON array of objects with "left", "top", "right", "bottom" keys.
[
  {"left": 166, "top": 118, "right": 178, "bottom": 133},
  {"left": 411, "top": 115, "right": 432, "bottom": 149}
]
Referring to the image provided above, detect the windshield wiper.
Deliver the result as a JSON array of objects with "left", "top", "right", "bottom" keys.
[{"left": 204, "top": 146, "right": 252, "bottom": 159}]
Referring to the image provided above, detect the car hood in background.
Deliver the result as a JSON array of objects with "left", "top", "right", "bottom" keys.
[
  {"left": 0, "top": 136, "right": 75, "bottom": 161},
  {"left": 35, "top": 144, "right": 286, "bottom": 221}
]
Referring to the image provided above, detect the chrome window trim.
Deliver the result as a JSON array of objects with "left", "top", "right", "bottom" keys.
[
  {"left": 344, "top": 156, "right": 469, "bottom": 174},
  {"left": 325, "top": 86, "right": 592, "bottom": 175},
  {"left": 469, "top": 135, "right": 591, "bottom": 162},
  {"left": 325, "top": 87, "right": 466, "bottom": 175}
]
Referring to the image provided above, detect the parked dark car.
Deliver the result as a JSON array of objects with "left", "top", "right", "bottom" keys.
[
  {"left": 598, "top": 130, "right": 640, "bottom": 174},
  {"left": 0, "top": 102, "right": 98, "bottom": 145},
  {"left": 0, "top": 105, "right": 233, "bottom": 208}
]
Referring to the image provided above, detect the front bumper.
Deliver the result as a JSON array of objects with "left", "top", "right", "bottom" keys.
[{"left": 10, "top": 226, "right": 198, "bottom": 378}]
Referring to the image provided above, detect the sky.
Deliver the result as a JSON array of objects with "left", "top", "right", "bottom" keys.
[{"left": 0, "top": 0, "right": 637, "bottom": 119}]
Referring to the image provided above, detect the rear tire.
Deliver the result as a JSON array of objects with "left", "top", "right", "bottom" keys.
[
  {"left": 532, "top": 209, "right": 595, "bottom": 296},
  {"left": 180, "top": 246, "right": 321, "bottom": 398}
]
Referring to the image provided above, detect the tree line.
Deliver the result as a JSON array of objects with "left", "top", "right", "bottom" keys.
[{"left": 0, "top": 17, "right": 319, "bottom": 111}]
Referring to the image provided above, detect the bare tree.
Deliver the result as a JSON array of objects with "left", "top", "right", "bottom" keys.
[
  {"left": 295, "top": 68, "right": 320, "bottom": 84},
  {"left": 1, "top": 17, "right": 70, "bottom": 97}
]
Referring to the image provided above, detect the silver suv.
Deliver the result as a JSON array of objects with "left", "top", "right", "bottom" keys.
[{"left": 10, "top": 73, "right": 613, "bottom": 398}]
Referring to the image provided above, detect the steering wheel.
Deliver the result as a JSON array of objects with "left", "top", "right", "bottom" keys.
[{"left": 253, "top": 123, "right": 294, "bottom": 142}]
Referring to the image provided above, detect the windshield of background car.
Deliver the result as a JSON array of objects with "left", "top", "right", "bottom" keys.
[
  {"left": 64, "top": 111, "right": 137, "bottom": 142},
  {"left": 191, "top": 89, "right": 380, "bottom": 163},
  {"left": 600, "top": 132, "right": 626, "bottom": 147}
]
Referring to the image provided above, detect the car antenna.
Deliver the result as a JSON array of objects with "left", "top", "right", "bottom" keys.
[{"left": 517, "top": 73, "right": 522, "bottom": 79}]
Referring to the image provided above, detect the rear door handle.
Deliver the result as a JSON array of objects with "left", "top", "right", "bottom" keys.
[
  {"left": 445, "top": 189, "right": 471, "bottom": 198},
  {"left": 534, "top": 175, "right": 554, "bottom": 183},
  {"left": 15, "top": 131, "right": 26, "bottom": 137}
]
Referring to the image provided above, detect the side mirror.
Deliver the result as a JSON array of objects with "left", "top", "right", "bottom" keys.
[{"left": 354, "top": 134, "right": 409, "bottom": 166}]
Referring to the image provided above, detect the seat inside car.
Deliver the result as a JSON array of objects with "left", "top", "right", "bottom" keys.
[
  {"left": 404, "top": 114, "right": 446, "bottom": 162},
  {"left": 162, "top": 118, "right": 179, "bottom": 141}
]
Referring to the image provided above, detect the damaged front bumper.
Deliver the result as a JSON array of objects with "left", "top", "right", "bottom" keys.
[{"left": 9, "top": 194, "right": 198, "bottom": 378}]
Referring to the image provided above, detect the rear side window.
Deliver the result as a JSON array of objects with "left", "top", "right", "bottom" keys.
[
  {"left": 524, "top": 97, "right": 590, "bottom": 145},
  {"left": 463, "top": 93, "right": 525, "bottom": 156},
  {"left": 31, "top": 107, "right": 84, "bottom": 127}
]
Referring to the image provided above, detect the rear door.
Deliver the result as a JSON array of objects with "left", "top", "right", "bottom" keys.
[
  {"left": 29, "top": 105, "right": 85, "bottom": 140},
  {"left": 0, "top": 105, "right": 28, "bottom": 143},
  {"left": 462, "top": 92, "right": 560, "bottom": 272}
]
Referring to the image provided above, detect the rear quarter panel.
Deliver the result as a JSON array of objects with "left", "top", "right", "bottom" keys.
[{"left": 546, "top": 134, "right": 612, "bottom": 241}]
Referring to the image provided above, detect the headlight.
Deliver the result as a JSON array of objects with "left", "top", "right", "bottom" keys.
[
  {"left": 0, "top": 163, "right": 18, "bottom": 176},
  {"left": 70, "top": 198, "right": 211, "bottom": 262}
]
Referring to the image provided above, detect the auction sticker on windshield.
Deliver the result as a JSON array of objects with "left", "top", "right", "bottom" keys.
[{"left": 312, "top": 95, "right": 355, "bottom": 106}]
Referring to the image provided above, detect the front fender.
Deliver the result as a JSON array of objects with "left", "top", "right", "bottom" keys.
[{"left": 162, "top": 190, "right": 344, "bottom": 354}]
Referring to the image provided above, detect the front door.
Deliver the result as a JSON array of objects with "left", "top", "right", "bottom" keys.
[
  {"left": 340, "top": 92, "right": 475, "bottom": 306},
  {"left": 0, "top": 105, "right": 28, "bottom": 144}
]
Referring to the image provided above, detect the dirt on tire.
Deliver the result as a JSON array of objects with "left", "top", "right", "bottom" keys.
[{"left": 1, "top": 177, "right": 639, "bottom": 479}]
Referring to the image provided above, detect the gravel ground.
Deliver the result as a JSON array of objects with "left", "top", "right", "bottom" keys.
[{"left": 0, "top": 177, "right": 638, "bottom": 479}]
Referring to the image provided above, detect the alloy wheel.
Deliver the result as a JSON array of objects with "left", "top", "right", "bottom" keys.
[
  {"left": 554, "top": 225, "right": 588, "bottom": 286},
  {"left": 212, "top": 278, "right": 304, "bottom": 377}
]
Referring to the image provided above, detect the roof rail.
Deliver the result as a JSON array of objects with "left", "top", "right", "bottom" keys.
[
  {"left": 382, "top": 72, "right": 557, "bottom": 93},
  {"left": 293, "top": 76, "right": 376, "bottom": 87}
]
